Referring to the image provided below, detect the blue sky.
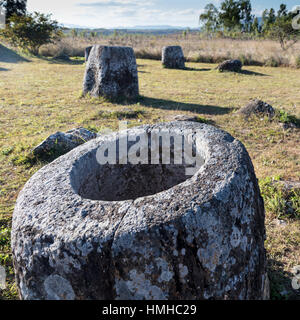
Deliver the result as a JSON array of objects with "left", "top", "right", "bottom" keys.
[{"left": 27, "top": 0, "right": 300, "bottom": 28}]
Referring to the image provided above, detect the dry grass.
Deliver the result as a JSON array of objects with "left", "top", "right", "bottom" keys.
[
  {"left": 40, "top": 33, "right": 300, "bottom": 68},
  {"left": 0, "top": 51, "right": 299, "bottom": 299}
]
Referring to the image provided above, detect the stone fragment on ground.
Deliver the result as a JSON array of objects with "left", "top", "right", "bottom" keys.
[
  {"left": 217, "top": 59, "right": 242, "bottom": 72},
  {"left": 272, "top": 180, "right": 300, "bottom": 192},
  {"left": 279, "top": 122, "right": 298, "bottom": 131},
  {"left": 32, "top": 127, "right": 97, "bottom": 159},
  {"left": 171, "top": 114, "right": 199, "bottom": 122},
  {"left": 274, "top": 219, "right": 288, "bottom": 227},
  {"left": 238, "top": 99, "right": 275, "bottom": 119},
  {"left": 53, "top": 53, "right": 71, "bottom": 62}
]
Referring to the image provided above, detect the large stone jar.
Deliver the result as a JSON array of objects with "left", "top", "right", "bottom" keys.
[{"left": 12, "top": 121, "right": 268, "bottom": 300}]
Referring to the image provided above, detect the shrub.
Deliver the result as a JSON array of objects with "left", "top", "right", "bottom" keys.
[
  {"left": 275, "top": 109, "right": 300, "bottom": 126},
  {"left": 135, "top": 48, "right": 161, "bottom": 60},
  {"left": 264, "top": 56, "right": 280, "bottom": 67},
  {"left": 0, "top": 12, "right": 62, "bottom": 55},
  {"left": 237, "top": 53, "right": 260, "bottom": 66},
  {"left": 266, "top": 14, "right": 299, "bottom": 51}
]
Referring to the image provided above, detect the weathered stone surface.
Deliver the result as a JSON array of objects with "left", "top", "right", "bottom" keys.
[
  {"left": 272, "top": 180, "right": 300, "bottom": 192},
  {"left": 217, "top": 59, "right": 242, "bottom": 72},
  {"left": 273, "top": 219, "right": 288, "bottom": 227},
  {"left": 83, "top": 45, "right": 139, "bottom": 100},
  {"left": 238, "top": 99, "right": 275, "bottom": 119},
  {"left": 84, "top": 46, "right": 93, "bottom": 62},
  {"left": 162, "top": 46, "right": 185, "bottom": 69},
  {"left": 279, "top": 122, "right": 298, "bottom": 131},
  {"left": 32, "top": 128, "right": 97, "bottom": 159},
  {"left": 12, "top": 121, "right": 268, "bottom": 300}
]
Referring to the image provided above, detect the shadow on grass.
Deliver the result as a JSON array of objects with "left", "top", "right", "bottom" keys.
[
  {"left": 137, "top": 96, "right": 232, "bottom": 115},
  {"left": 0, "top": 44, "right": 30, "bottom": 63},
  {"left": 184, "top": 67, "right": 211, "bottom": 72},
  {"left": 240, "top": 69, "right": 270, "bottom": 77},
  {"left": 215, "top": 68, "right": 269, "bottom": 77},
  {"left": 137, "top": 64, "right": 150, "bottom": 73},
  {"left": 0, "top": 67, "right": 10, "bottom": 71},
  {"left": 36, "top": 55, "right": 85, "bottom": 65},
  {"left": 48, "top": 58, "right": 85, "bottom": 65},
  {"left": 268, "top": 258, "right": 300, "bottom": 300}
]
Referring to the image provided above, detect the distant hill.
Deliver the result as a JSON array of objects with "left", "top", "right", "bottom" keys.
[
  {"left": 62, "top": 24, "right": 198, "bottom": 35},
  {"left": 63, "top": 23, "right": 93, "bottom": 29},
  {"left": 117, "top": 25, "right": 189, "bottom": 30},
  {"left": 64, "top": 24, "right": 193, "bottom": 30}
]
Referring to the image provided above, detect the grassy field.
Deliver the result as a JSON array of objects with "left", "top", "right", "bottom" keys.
[{"left": 0, "top": 49, "right": 299, "bottom": 299}]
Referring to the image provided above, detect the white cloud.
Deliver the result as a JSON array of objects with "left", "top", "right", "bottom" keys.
[{"left": 27, "top": 0, "right": 202, "bottom": 28}]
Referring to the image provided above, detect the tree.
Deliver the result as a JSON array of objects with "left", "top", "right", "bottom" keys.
[
  {"left": 239, "top": 0, "right": 253, "bottom": 32},
  {"left": 260, "top": 4, "right": 299, "bottom": 50},
  {"left": 269, "top": 8, "right": 276, "bottom": 23},
  {"left": 268, "top": 9, "right": 300, "bottom": 50},
  {"left": 113, "top": 29, "right": 118, "bottom": 38},
  {"left": 0, "top": 0, "right": 26, "bottom": 21},
  {"left": 199, "top": 3, "right": 220, "bottom": 33},
  {"left": 261, "top": 8, "right": 276, "bottom": 33},
  {"left": 90, "top": 31, "right": 97, "bottom": 38},
  {"left": 219, "top": 0, "right": 242, "bottom": 30},
  {"left": 71, "top": 28, "right": 78, "bottom": 37},
  {"left": 0, "top": 12, "right": 62, "bottom": 55},
  {"left": 218, "top": 0, "right": 253, "bottom": 31},
  {"left": 261, "top": 9, "right": 269, "bottom": 26},
  {"left": 277, "top": 4, "right": 288, "bottom": 18},
  {"left": 251, "top": 17, "right": 260, "bottom": 34}
]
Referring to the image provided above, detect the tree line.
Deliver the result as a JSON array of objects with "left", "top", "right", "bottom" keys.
[{"left": 199, "top": 1, "right": 300, "bottom": 49}]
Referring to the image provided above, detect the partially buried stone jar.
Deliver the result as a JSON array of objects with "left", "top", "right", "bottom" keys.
[
  {"left": 217, "top": 59, "right": 242, "bottom": 72},
  {"left": 12, "top": 121, "right": 268, "bottom": 300},
  {"left": 83, "top": 45, "right": 139, "bottom": 100}
]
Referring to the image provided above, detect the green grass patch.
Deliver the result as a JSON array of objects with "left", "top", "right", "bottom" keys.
[
  {"left": 259, "top": 177, "right": 300, "bottom": 220},
  {"left": 275, "top": 109, "right": 300, "bottom": 126}
]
